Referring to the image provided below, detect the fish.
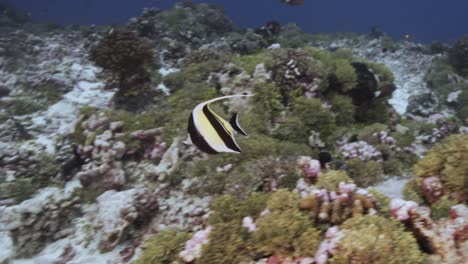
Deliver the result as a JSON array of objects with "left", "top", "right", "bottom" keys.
[
  {"left": 187, "top": 94, "right": 253, "bottom": 154},
  {"left": 281, "top": 0, "right": 305, "bottom": 6},
  {"left": 318, "top": 151, "right": 333, "bottom": 169}
]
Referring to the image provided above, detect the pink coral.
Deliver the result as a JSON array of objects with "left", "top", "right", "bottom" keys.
[
  {"left": 179, "top": 226, "right": 212, "bottom": 263},
  {"left": 390, "top": 198, "right": 419, "bottom": 220},
  {"left": 391, "top": 203, "right": 468, "bottom": 263},
  {"left": 338, "top": 182, "right": 356, "bottom": 194},
  {"left": 422, "top": 176, "right": 445, "bottom": 203},
  {"left": 314, "top": 226, "right": 344, "bottom": 264}
]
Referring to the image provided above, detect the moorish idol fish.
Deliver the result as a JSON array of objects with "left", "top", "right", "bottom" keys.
[{"left": 187, "top": 94, "right": 253, "bottom": 154}]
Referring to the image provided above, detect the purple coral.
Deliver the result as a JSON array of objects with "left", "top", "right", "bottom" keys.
[
  {"left": 373, "top": 131, "right": 398, "bottom": 149},
  {"left": 339, "top": 141, "right": 382, "bottom": 161}
]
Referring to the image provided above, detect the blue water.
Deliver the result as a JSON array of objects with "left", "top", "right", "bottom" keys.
[{"left": 8, "top": 0, "right": 468, "bottom": 43}]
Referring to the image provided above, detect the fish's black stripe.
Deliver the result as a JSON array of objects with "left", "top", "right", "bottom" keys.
[
  {"left": 203, "top": 105, "right": 241, "bottom": 153},
  {"left": 187, "top": 113, "right": 218, "bottom": 154}
]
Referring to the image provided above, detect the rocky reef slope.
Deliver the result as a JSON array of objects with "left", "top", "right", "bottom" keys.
[{"left": 0, "top": 3, "right": 466, "bottom": 264}]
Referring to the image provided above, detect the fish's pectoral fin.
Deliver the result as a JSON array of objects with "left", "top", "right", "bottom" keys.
[{"left": 229, "top": 113, "right": 247, "bottom": 136}]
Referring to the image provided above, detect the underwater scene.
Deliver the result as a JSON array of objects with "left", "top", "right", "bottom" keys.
[{"left": 0, "top": 0, "right": 467, "bottom": 263}]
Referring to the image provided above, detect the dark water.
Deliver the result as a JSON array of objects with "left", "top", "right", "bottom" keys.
[{"left": 8, "top": 0, "right": 468, "bottom": 43}]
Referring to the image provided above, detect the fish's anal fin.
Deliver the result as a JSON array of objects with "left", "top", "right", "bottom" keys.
[{"left": 229, "top": 113, "right": 247, "bottom": 136}]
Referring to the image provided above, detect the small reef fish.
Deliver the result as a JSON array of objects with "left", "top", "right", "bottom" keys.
[
  {"left": 281, "top": 0, "right": 305, "bottom": 6},
  {"left": 318, "top": 151, "right": 333, "bottom": 169},
  {"left": 187, "top": 94, "right": 253, "bottom": 154}
]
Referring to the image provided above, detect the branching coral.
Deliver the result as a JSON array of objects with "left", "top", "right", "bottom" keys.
[
  {"left": 297, "top": 180, "right": 377, "bottom": 225},
  {"left": 328, "top": 215, "right": 423, "bottom": 264}
]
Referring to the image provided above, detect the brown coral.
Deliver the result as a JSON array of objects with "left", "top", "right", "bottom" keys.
[{"left": 299, "top": 189, "right": 377, "bottom": 225}]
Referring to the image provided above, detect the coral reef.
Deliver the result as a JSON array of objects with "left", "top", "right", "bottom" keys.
[
  {"left": 314, "top": 170, "right": 354, "bottom": 192},
  {"left": 74, "top": 111, "right": 167, "bottom": 193},
  {"left": 89, "top": 28, "right": 158, "bottom": 111},
  {"left": 1, "top": 3, "right": 466, "bottom": 263},
  {"left": 297, "top": 180, "right": 378, "bottom": 225},
  {"left": 0, "top": 142, "right": 61, "bottom": 203},
  {"left": 390, "top": 199, "right": 468, "bottom": 263},
  {"left": 296, "top": 156, "right": 321, "bottom": 181},
  {"left": 339, "top": 141, "right": 382, "bottom": 161},
  {"left": 0, "top": 183, "right": 82, "bottom": 258},
  {"left": 344, "top": 158, "right": 384, "bottom": 187},
  {"left": 90, "top": 28, "right": 154, "bottom": 80},
  {"left": 95, "top": 187, "right": 158, "bottom": 252},
  {"left": 270, "top": 48, "right": 324, "bottom": 103},
  {"left": 406, "top": 134, "right": 468, "bottom": 205}
]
